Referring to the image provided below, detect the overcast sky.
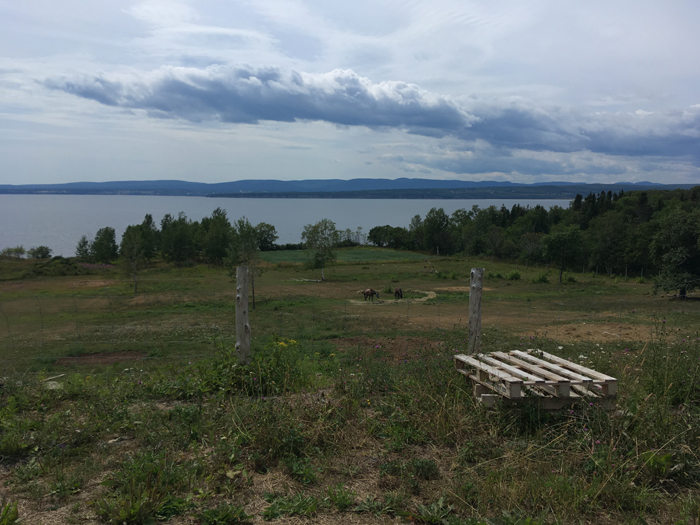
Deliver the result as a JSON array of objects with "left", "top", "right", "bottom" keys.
[{"left": 1, "top": 0, "right": 699, "bottom": 185}]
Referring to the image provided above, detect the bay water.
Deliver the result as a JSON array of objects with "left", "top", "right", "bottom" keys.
[{"left": 0, "top": 194, "right": 570, "bottom": 257}]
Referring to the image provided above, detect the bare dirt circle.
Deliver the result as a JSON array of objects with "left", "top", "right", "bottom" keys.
[{"left": 348, "top": 289, "right": 436, "bottom": 305}]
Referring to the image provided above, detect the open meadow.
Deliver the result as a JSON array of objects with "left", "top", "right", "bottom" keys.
[{"left": 1, "top": 249, "right": 700, "bottom": 524}]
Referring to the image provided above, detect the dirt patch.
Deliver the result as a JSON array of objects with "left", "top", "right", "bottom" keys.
[
  {"left": 329, "top": 335, "right": 448, "bottom": 362},
  {"left": 72, "top": 280, "right": 118, "bottom": 288},
  {"left": 56, "top": 351, "right": 147, "bottom": 366},
  {"left": 523, "top": 322, "right": 653, "bottom": 343},
  {"left": 348, "top": 289, "right": 436, "bottom": 306},
  {"left": 434, "top": 286, "right": 493, "bottom": 292}
]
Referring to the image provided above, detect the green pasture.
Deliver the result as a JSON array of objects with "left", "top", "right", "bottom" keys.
[
  {"left": 1, "top": 251, "right": 700, "bottom": 524},
  {"left": 260, "top": 246, "right": 431, "bottom": 264}
]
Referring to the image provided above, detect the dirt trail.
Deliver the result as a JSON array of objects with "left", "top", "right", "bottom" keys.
[{"left": 348, "top": 289, "right": 436, "bottom": 305}]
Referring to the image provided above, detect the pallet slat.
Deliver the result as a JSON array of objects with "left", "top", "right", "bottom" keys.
[
  {"left": 491, "top": 352, "right": 571, "bottom": 382},
  {"left": 454, "top": 349, "right": 617, "bottom": 408},
  {"left": 510, "top": 351, "right": 594, "bottom": 383}
]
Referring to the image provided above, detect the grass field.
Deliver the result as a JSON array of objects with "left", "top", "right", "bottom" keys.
[
  {"left": 1, "top": 250, "right": 699, "bottom": 524},
  {"left": 260, "top": 246, "right": 432, "bottom": 264}
]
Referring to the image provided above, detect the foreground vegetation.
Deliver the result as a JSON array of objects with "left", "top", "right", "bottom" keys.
[{"left": 1, "top": 251, "right": 700, "bottom": 524}]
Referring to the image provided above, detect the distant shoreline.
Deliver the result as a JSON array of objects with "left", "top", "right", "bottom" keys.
[{"left": 1, "top": 183, "right": 691, "bottom": 200}]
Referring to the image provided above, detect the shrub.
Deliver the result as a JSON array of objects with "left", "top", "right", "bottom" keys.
[
  {"left": 94, "top": 474, "right": 168, "bottom": 524},
  {"left": 27, "top": 246, "right": 52, "bottom": 259},
  {"left": 532, "top": 274, "right": 549, "bottom": 284},
  {"left": 507, "top": 271, "right": 521, "bottom": 281}
]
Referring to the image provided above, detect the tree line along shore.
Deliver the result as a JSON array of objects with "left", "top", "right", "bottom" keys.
[{"left": 3, "top": 186, "right": 700, "bottom": 296}]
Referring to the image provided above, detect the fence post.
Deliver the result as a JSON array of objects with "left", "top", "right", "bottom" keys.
[
  {"left": 468, "top": 267, "right": 484, "bottom": 354},
  {"left": 235, "top": 266, "right": 251, "bottom": 365}
]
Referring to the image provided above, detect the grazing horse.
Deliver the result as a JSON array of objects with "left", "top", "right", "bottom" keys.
[
  {"left": 363, "top": 288, "right": 379, "bottom": 301},
  {"left": 394, "top": 288, "right": 403, "bottom": 300}
]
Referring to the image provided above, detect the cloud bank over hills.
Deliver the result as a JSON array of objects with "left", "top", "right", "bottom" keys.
[{"left": 2, "top": 1, "right": 700, "bottom": 184}]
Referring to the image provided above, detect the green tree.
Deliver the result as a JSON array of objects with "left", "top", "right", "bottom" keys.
[
  {"left": 200, "top": 208, "right": 231, "bottom": 265},
  {"left": 0, "top": 246, "right": 25, "bottom": 258},
  {"left": 586, "top": 211, "right": 629, "bottom": 276},
  {"left": 651, "top": 208, "right": 700, "bottom": 298},
  {"left": 301, "top": 219, "right": 339, "bottom": 281},
  {"left": 161, "top": 212, "right": 195, "bottom": 266},
  {"left": 27, "top": 246, "right": 52, "bottom": 259},
  {"left": 255, "top": 222, "right": 279, "bottom": 251},
  {"left": 542, "top": 225, "right": 583, "bottom": 283},
  {"left": 140, "top": 214, "right": 160, "bottom": 261},
  {"left": 368, "top": 225, "right": 391, "bottom": 247},
  {"left": 408, "top": 214, "right": 424, "bottom": 250},
  {"left": 76, "top": 235, "right": 91, "bottom": 261},
  {"left": 518, "top": 232, "right": 543, "bottom": 266},
  {"left": 423, "top": 208, "right": 451, "bottom": 254},
  {"left": 91, "top": 227, "right": 119, "bottom": 264},
  {"left": 120, "top": 226, "right": 146, "bottom": 293}
]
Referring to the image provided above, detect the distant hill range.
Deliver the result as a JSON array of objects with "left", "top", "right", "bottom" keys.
[{"left": 0, "top": 178, "right": 694, "bottom": 199}]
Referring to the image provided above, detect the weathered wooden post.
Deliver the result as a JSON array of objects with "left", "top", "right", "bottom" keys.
[
  {"left": 468, "top": 267, "right": 484, "bottom": 354},
  {"left": 235, "top": 266, "right": 251, "bottom": 365}
]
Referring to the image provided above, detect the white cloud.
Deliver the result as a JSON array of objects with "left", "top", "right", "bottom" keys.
[{"left": 2, "top": 0, "right": 700, "bottom": 184}]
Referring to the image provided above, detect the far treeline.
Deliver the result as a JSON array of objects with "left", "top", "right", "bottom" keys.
[
  {"left": 366, "top": 186, "right": 700, "bottom": 296},
  {"left": 72, "top": 211, "right": 354, "bottom": 292},
  {"left": 7, "top": 187, "right": 700, "bottom": 297}
]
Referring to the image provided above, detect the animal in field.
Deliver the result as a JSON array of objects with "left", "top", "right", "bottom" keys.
[
  {"left": 363, "top": 288, "right": 379, "bottom": 301},
  {"left": 394, "top": 288, "right": 403, "bottom": 299}
]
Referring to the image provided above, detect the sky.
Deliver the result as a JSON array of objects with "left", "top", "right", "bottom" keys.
[{"left": 1, "top": 0, "right": 699, "bottom": 186}]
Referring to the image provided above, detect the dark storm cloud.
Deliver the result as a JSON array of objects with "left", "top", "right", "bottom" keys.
[
  {"left": 459, "top": 104, "right": 700, "bottom": 162},
  {"left": 45, "top": 65, "right": 700, "bottom": 168},
  {"left": 45, "top": 65, "right": 473, "bottom": 131}
]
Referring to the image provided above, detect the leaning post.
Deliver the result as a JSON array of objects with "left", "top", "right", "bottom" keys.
[
  {"left": 468, "top": 267, "right": 484, "bottom": 354},
  {"left": 235, "top": 266, "right": 252, "bottom": 365}
]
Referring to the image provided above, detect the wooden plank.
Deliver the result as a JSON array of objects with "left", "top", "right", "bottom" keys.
[
  {"left": 468, "top": 268, "right": 484, "bottom": 354},
  {"left": 491, "top": 352, "right": 571, "bottom": 382},
  {"left": 454, "top": 354, "right": 523, "bottom": 384},
  {"left": 478, "top": 355, "right": 545, "bottom": 383},
  {"left": 510, "top": 351, "right": 593, "bottom": 383},
  {"left": 532, "top": 350, "right": 616, "bottom": 381},
  {"left": 486, "top": 352, "right": 574, "bottom": 397},
  {"left": 455, "top": 368, "right": 521, "bottom": 399},
  {"left": 467, "top": 373, "right": 521, "bottom": 399},
  {"left": 530, "top": 350, "right": 617, "bottom": 396}
]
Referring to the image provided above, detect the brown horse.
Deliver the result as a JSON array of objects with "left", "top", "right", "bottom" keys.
[
  {"left": 363, "top": 288, "right": 379, "bottom": 301},
  {"left": 394, "top": 288, "right": 403, "bottom": 299}
]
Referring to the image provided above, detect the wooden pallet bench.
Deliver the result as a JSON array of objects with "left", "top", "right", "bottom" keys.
[{"left": 454, "top": 349, "right": 617, "bottom": 409}]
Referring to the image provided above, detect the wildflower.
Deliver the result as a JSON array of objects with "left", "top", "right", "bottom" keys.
[{"left": 595, "top": 440, "right": 601, "bottom": 444}]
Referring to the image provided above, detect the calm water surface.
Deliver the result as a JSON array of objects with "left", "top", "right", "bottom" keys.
[{"left": 0, "top": 195, "right": 571, "bottom": 257}]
